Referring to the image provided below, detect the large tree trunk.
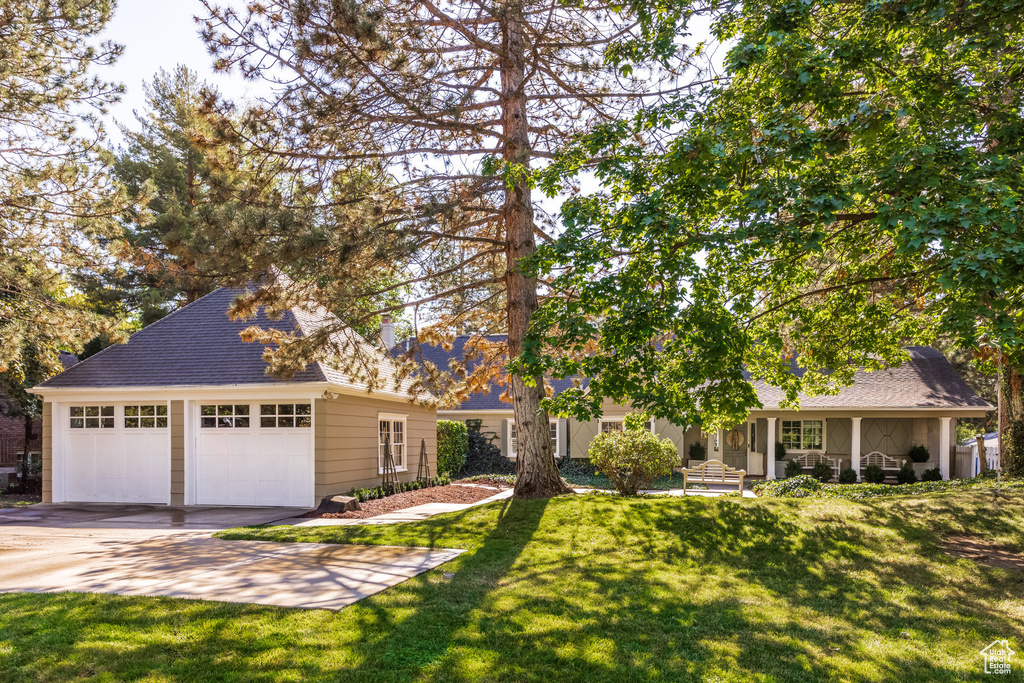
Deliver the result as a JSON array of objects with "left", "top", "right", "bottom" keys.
[
  {"left": 501, "top": 4, "right": 572, "bottom": 498},
  {"left": 1002, "top": 360, "right": 1024, "bottom": 476}
]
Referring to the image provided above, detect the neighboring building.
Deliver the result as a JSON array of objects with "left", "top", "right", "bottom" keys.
[
  {"left": 31, "top": 287, "right": 435, "bottom": 507},
  {"left": 1, "top": 351, "right": 79, "bottom": 478},
  {"left": 417, "top": 337, "right": 992, "bottom": 480}
]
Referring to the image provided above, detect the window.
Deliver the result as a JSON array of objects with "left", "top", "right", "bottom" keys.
[
  {"left": 69, "top": 406, "right": 114, "bottom": 429},
  {"left": 260, "top": 403, "right": 311, "bottom": 428},
  {"left": 749, "top": 422, "right": 757, "bottom": 451},
  {"left": 124, "top": 405, "right": 168, "bottom": 428},
  {"left": 200, "top": 404, "right": 250, "bottom": 428},
  {"left": 599, "top": 418, "right": 655, "bottom": 434},
  {"left": 379, "top": 415, "right": 407, "bottom": 471},
  {"left": 780, "top": 420, "right": 823, "bottom": 451},
  {"left": 508, "top": 420, "right": 561, "bottom": 458}
]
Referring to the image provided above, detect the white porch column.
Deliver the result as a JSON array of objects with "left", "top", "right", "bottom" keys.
[
  {"left": 939, "top": 416, "right": 952, "bottom": 480},
  {"left": 851, "top": 417, "right": 862, "bottom": 482},
  {"left": 766, "top": 418, "right": 777, "bottom": 480}
]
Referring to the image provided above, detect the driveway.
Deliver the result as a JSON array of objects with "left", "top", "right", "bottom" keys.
[{"left": 0, "top": 504, "right": 462, "bottom": 610}]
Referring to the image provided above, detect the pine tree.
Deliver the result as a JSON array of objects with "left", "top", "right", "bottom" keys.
[
  {"left": 196, "top": 0, "right": 694, "bottom": 497},
  {"left": 0, "top": 0, "right": 127, "bottom": 374}
]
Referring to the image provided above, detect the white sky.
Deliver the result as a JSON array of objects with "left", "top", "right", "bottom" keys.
[{"left": 99, "top": 0, "right": 260, "bottom": 145}]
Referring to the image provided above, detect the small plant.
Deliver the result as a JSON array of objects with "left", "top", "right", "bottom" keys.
[
  {"left": 907, "top": 444, "right": 930, "bottom": 463},
  {"left": 437, "top": 420, "right": 469, "bottom": 475},
  {"left": 838, "top": 467, "right": 857, "bottom": 484},
  {"left": 688, "top": 440, "right": 707, "bottom": 461},
  {"left": 896, "top": 465, "right": 917, "bottom": 485},
  {"left": 588, "top": 428, "right": 677, "bottom": 496},
  {"left": 811, "top": 460, "right": 832, "bottom": 483},
  {"left": 863, "top": 464, "right": 886, "bottom": 484},
  {"left": 921, "top": 467, "right": 942, "bottom": 482},
  {"left": 775, "top": 442, "right": 787, "bottom": 461},
  {"left": 784, "top": 458, "right": 803, "bottom": 478}
]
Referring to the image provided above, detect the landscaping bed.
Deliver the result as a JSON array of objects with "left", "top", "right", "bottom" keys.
[
  {"left": 0, "top": 493, "right": 40, "bottom": 509},
  {"left": 301, "top": 483, "right": 507, "bottom": 519}
]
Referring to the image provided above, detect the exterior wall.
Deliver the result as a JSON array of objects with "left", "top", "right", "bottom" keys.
[
  {"left": 41, "top": 402, "right": 52, "bottom": 503},
  {"left": 316, "top": 395, "right": 437, "bottom": 498},
  {"left": 170, "top": 400, "right": 185, "bottom": 506}
]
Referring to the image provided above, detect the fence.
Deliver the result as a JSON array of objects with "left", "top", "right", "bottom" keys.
[{"left": 954, "top": 445, "right": 1000, "bottom": 479}]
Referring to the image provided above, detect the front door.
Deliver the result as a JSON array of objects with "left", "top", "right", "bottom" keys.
[{"left": 722, "top": 426, "right": 747, "bottom": 469}]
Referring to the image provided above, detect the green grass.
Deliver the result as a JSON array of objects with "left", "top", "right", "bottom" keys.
[{"left": 2, "top": 491, "right": 1023, "bottom": 681}]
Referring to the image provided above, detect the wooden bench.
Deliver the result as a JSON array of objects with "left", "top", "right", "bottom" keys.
[
  {"left": 789, "top": 451, "right": 842, "bottom": 481},
  {"left": 861, "top": 451, "right": 906, "bottom": 480},
  {"left": 681, "top": 459, "right": 745, "bottom": 494}
]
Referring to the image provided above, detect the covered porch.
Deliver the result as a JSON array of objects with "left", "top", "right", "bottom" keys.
[{"left": 705, "top": 410, "right": 987, "bottom": 481}]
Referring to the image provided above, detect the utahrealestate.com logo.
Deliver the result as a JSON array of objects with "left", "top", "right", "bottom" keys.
[{"left": 982, "top": 640, "right": 1016, "bottom": 675}]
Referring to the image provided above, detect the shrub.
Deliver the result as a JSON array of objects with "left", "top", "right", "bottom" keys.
[
  {"left": 436, "top": 420, "right": 469, "bottom": 475},
  {"left": 838, "top": 467, "right": 857, "bottom": 484},
  {"left": 753, "top": 475, "right": 821, "bottom": 498},
  {"left": 459, "top": 424, "right": 515, "bottom": 476},
  {"left": 811, "top": 460, "right": 832, "bottom": 483},
  {"left": 775, "top": 442, "right": 787, "bottom": 461},
  {"left": 907, "top": 444, "right": 930, "bottom": 463},
  {"left": 784, "top": 458, "right": 803, "bottom": 478},
  {"left": 896, "top": 465, "right": 917, "bottom": 485},
  {"left": 921, "top": 467, "right": 942, "bottom": 482},
  {"left": 863, "top": 464, "right": 886, "bottom": 483},
  {"left": 559, "top": 458, "right": 598, "bottom": 476},
  {"left": 688, "top": 440, "right": 707, "bottom": 461},
  {"left": 588, "top": 428, "right": 677, "bottom": 496}
]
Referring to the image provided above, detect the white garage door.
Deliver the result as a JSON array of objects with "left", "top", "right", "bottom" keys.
[
  {"left": 63, "top": 404, "right": 171, "bottom": 504},
  {"left": 195, "top": 402, "right": 313, "bottom": 507}
]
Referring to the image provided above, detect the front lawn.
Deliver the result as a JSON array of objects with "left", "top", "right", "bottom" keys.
[{"left": 1, "top": 490, "right": 1022, "bottom": 681}]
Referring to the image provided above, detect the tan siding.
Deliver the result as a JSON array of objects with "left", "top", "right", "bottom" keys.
[
  {"left": 170, "top": 400, "right": 185, "bottom": 505},
  {"left": 41, "top": 402, "right": 52, "bottom": 503},
  {"left": 315, "top": 394, "right": 437, "bottom": 498}
]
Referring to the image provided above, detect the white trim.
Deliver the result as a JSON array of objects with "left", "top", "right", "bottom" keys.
[
  {"left": 378, "top": 412, "right": 409, "bottom": 473},
  {"left": 506, "top": 418, "right": 561, "bottom": 458},
  {"left": 598, "top": 417, "right": 655, "bottom": 434}
]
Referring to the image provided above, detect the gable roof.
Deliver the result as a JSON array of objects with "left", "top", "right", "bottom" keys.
[
  {"left": 398, "top": 334, "right": 586, "bottom": 410},
  {"left": 751, "top": 347, "right": 992, "bottom": 410},
  {"left": 419, "top": 338, "right": 990, "bottom": 412},
  {"left": 36, "top": 286, "right": 418, "bottom": 398}
]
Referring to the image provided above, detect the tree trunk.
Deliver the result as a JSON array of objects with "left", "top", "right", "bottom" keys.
[
  {"left": 20, "top": 413, "right": 32, "bottom": 489},
  {"left": 1002, "top": 361, "right": 1024, "bottom": 476},
  {"left": 500, "top": 3, "right": 571, "bottom": 498}
]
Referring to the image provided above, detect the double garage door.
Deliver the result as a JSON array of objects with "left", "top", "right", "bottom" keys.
[{"left": 62, "top": 401, "right": 313, "bottom": 507}]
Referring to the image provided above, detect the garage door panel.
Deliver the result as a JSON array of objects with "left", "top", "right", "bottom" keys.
[{"left": 196, "top": 409, "right": 312, "bottom": 507}]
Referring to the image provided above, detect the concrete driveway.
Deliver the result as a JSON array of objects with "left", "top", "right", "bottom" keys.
[{"left": 0, "top": 504, "right": 462, "bottom": 610}]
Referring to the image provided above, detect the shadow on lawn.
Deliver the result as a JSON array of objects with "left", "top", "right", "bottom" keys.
[{"left": 1, "top": 493, "right": 1022, "bottom": 682}]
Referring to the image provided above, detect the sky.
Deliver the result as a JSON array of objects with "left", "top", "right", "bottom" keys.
[{"left": 99, "top": 0, "right": 260, "bottom": 145}]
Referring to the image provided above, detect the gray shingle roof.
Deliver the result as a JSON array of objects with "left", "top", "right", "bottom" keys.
[
  {"left": 37, "top": 286, "right": 415, "bottom": 394},
  {"left": 420, "top": 340, "right": 990, "bottom": 412},
  {"left": 400, "top": 334, "right": 585, "bottom": 410},
  {"left": 751, "top": 346, "right": 992, "bottom": 410}
]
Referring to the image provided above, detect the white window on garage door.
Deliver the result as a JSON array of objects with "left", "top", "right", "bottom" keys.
[
  {"left": 260, "top": 403, "right": 312, "bottom": 428},
  {"left": 124, "top": 405, "right": 168, "bottom": 429},
  {"left": 379, "top": 414, "right": 407, "bottom": 472},
  {"left": 200, "top": 404, "right": 250, "bottom": 428},
  {"left": 69, "top": 405, "right": 115, "bottom": 429}
]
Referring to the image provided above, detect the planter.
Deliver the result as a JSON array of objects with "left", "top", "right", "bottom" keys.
[
  {"left": 911, "top": 462, "right": 932, "bottom": 478},
  {"left": 773, "top": 460, "right": 788, "bottom": 479}
]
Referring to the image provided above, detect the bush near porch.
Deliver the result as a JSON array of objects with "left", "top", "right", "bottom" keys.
[{"left": 754, "top": 473, "right": 1024, "bottom": 500}]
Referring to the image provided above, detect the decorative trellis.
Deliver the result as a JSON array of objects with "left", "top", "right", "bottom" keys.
[
  {"left": 416, "top": 437, "right": 432, "bottom": 482},
  {"left": 380, "top": 430, "right": 401, "bottom": 492}
]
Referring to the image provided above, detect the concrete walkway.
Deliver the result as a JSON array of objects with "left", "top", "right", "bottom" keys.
[{"left": 0, "top": 504, "right": 463, "bottom": 610}]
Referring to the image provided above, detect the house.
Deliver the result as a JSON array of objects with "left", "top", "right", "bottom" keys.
[
  {"left": 31, "top": 287, "right": 436, "bottom": 508},
  {"left": 1, "top": 351, "right": 79, "bottom": 483},
  {"left": 415, "top": 337, "right": 992, "bottom": 480}
]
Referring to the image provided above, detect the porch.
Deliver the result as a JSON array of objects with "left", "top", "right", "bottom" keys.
[{"left": 704, "top": 414, "right": 968, "bottom": 482}]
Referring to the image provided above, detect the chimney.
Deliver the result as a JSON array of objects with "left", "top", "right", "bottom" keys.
[{"left": 380, "top": 316, "right": 395, "bottom": 350}]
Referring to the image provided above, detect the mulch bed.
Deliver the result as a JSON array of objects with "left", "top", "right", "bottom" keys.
[
  {"left": 302, "top": 483, "right": 508, "bottom": 519},
  {"left": 940, "top": 535, "right": 1024, "bottom": 571}
]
